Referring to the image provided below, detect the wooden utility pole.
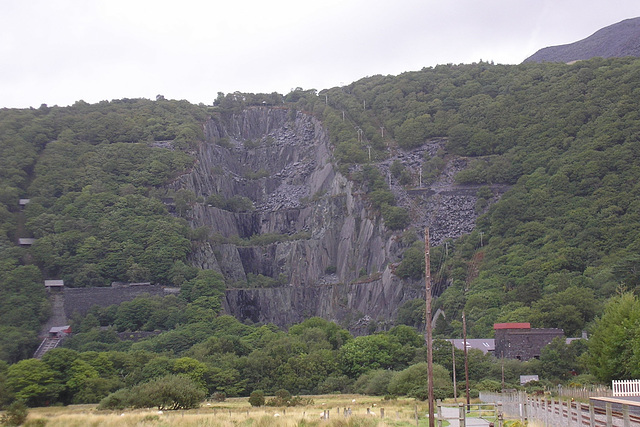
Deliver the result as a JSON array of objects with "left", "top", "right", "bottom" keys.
[
  {"left": 425, "top": 228, "right": 434, "bottom": 427},
  {"left": 501, "top": 354, "right": 505, "bottom": 391},
  {"left": 452, "top": 343, "right": 458, "bottom": 403},
  {"left": 462, "top": 311, "right": 470, "bottom": 410}
]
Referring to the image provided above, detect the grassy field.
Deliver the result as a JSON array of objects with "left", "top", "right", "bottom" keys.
[{"left": 9, "top": 395, "right": 473, "bottom": 427}]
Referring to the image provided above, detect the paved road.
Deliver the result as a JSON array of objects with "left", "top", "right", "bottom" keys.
[{"left": 439, "top": 406, "right": 492, "bottom": 427}]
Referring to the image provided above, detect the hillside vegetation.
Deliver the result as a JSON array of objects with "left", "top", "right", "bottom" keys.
[
  {"left": 1, "top": 57, "right": 640, "bottom": 406},
  {"left": 0, "top": 98, "right": 209, "bottom": 361},
  {"left": 294, "top": 57, "right": 640, "bottom": 338}
]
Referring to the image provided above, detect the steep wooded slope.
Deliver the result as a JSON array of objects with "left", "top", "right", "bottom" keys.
[{"left": 3, "top": 57, "right": 640, "bottom": 361}]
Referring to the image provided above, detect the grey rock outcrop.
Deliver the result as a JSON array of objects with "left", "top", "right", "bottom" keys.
[
  {"left": 170, "top": 107, "right": 505, "bottom": 333},
  {"left": 524, "top": 17, "right": 640, "bottom": 64}
]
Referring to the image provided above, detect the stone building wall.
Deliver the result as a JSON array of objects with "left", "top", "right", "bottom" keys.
[{"left": 494, "top": 327, "right": 564, "bottom": 361}]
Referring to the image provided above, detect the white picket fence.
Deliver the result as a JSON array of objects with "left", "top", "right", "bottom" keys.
[{"left": 612, "top": 380, "right": 640, "bottom": 397}]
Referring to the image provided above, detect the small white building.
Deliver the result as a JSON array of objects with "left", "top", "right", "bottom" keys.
[{"left": 44, "top": 280, "right": 64, "bottom": 291}]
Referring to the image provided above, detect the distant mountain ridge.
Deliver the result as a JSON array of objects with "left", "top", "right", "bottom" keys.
[{"left": 524, "top": 17, "right": 640, "bottom": 63}]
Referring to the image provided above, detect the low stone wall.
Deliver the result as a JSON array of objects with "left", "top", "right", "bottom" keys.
[
  {"left": 63, "top": 285, "right": 172, "bottom": 318},
  {"left": 56, "top": 271, "right": 420, "bottom": 335}
]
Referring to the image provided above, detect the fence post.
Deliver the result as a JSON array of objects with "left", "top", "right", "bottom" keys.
[
  {"left": 380, "top": 408, "right": 384, "bottom": 419},
  {"left": 497, "top": 402, "right": 504, "bottom": 427},
  {"left": 570, "top": 399, "right": 575, "bottom": 426},
  {"left": 437, "top": 399, "right": 443, "bottom": 427},
  {"left": 589, "top": 401, "right": 595, "bottom": 427},
  {"left": 623, "top": 404, "right": 630, "bottom": 427},
  {"left": 606, "top": 402, "right": 613, "bottom": 426},
  {"left": 459, "top": 402, "right": 466, "bottom": 427}
]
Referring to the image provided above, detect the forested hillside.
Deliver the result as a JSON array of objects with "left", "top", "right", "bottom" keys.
[
  {"left": 0, "top": 98, "right": 213, "bottom": 362},
  {"left": 2, "top": 57, "right": 640, "bottom": 407},
  {"left": 308, "top": 57, "right": 640, "bottom": 339}
]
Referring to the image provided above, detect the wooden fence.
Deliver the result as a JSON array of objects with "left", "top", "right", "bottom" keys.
[
  {"left": 481, "top": 391, "right": 640, "bottom": 426},
  {"left": 613, "top": 380, "right": 640, "bottom": 397},
  {"left": 553, "top": 385, "right": 612, "bottom": 400}
]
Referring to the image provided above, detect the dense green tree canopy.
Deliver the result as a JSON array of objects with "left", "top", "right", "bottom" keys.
[
  {"left": 587, "top": 291, "right": 640, "bottom": 382},
  {"left": 2, "top": 58, "right": 640, "bottom": 407}
]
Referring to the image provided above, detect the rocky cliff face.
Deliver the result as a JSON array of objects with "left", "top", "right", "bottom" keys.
[{"left": 172, "top": 107, "right": 504, "bottom": 333}]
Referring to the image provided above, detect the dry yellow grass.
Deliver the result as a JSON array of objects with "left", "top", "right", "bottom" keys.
[{"left": 17, "top": 395, "right": 458, "bottom": 427}]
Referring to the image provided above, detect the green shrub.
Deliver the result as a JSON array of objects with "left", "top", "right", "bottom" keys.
[
  {"left": 211, "top": 392, "right": 226, "bottom": 402},
  {"left": 249, "top": 390, "right": 265, "bottom": 407},
  {"left": 266, "top": 390, "right": 313, "bottom": 407},
  {"left": 395, "top": 243, "right": 425, "bottom": 279},
  {"left": 266, "top": 389, "right": 292, "bottom": 406},
  {"left": 98, "top": 388, "right": 132, "bottom": 410},
  {"left": 1, "top": 400, "right": 28, "bottom": 426},
  {"left": 353, "top": 370, "right": 395, "bottom": 396},
  {"left": 99, "top": 375, "right": 205, "bottom": 411},
  {"left": 206, "top": 193, "right": 226, "bottom": 208},
  {"left": 225, "top": 195, "right": 255, "bottom": 212},
  {"left": 369, "top": 189, "right": 395, "bottom": 209},
  {"left": 381, "top": 205, "right": 410, "bottom": 230},
  {"left": 477, "top": 379, "right": 502, "bottom": 392},
  {"left": 388, "top": 362, "right": 452, "bottom": 400}
]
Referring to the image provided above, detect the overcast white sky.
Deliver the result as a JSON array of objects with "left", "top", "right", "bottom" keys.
[{"left": 1, "top": 0, "right": 639, "bottom": 108}]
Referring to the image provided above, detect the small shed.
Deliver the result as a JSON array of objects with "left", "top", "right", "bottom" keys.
[
  {"left": 18, "top": 238, "right": 36, "bottom": 245},
  {"left": 44, "top": 280, "right": 64, "bottom": 291},
  {"left": 19, "top": 198, "right": 30, "bottom": 206},
  {"left": 48, "top": 326, "right": 71, "bottom": 338}
]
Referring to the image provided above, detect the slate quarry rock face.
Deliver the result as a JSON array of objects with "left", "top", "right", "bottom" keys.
[{"left": 172, "top": 107, "right": 505, "bottom": 333}]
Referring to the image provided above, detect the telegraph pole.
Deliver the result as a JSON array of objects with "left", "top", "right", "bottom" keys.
[
  {"left": 501, "top": 352, "right": 505, "bottom": 391},
  {"left": 425, "top": 228, "right": 434, "bottom": 427},
  {"left": 452, "top": 343, "right": 458, "bottom": 403},
  {"left": 463, "top": 311, "right": 470, "bottom": 411}
]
